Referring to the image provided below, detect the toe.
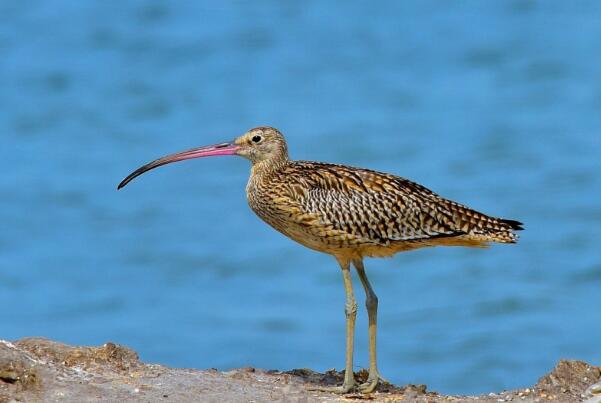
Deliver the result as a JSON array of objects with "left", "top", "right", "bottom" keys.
[
  {"left": 358, "top": 379, "right": 378, "bottom": 393},
  {"left": 309, "top": 382, "right": 356, "bottom": 394}
]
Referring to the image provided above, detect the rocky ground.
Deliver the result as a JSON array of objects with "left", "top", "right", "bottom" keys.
[{"left": 1, "top": 338, "right": 600, "bottom": 403}]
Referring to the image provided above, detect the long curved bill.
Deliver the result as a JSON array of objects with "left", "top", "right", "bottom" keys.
[{"left": 117, "top": 141, "right": 240, "bottom": 189}]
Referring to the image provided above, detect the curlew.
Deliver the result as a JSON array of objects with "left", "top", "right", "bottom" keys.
[{"left": 118, "top": 127, "right": 523, "bottom": 393}]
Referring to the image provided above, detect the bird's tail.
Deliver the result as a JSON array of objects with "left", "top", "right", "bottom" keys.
[{"left": 485, "top": 218, "right": 524, "bottom": 243}]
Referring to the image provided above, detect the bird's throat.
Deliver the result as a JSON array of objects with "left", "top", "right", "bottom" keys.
[{"left": 250, "top": 156, "right": 288, "bottom": 177}]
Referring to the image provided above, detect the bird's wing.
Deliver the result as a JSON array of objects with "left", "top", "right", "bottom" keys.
[{"left": 280, "top": 162, "right": 465, "bottom": 246}]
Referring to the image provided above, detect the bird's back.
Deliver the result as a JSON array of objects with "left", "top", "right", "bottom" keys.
[{"left": 247, "top": 160, "right": 523, "bottom": 258}]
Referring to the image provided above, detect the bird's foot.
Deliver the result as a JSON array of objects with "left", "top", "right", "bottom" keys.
[
  {"left": 309, "top": 381, "right": 356, "bottom": 394},
  {"left": 358, "top": 371, "right": 388, "bottom": 394}
]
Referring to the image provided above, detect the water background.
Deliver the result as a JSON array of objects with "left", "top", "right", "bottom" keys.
[{"left": 1, "top": 1, "right": 600, "bottom": 395}]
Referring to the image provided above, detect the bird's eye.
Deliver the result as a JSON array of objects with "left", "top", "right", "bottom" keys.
[{"left": 251, "top": 135, "right": 262, "bottom": 143}]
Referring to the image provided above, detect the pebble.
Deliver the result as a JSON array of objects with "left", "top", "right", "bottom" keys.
[{"left": 584, "top": 381, "right": 601, "bottom": 400}]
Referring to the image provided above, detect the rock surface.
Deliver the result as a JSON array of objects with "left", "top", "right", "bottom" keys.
[{"left": 1, "top": 338, "right": 599, "bottom": 402}]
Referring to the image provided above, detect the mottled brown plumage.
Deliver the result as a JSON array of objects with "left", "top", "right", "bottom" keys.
[
  {"left": 243, "top": 127, "right": 521, "bottom": 261},
  {"left": 118, "top": 126, "right": 523, "bottom": 394}
]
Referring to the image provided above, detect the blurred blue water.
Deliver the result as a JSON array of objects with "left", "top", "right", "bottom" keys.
[{"left": 1, "top": 0, "right": 600, "bottom": 395}]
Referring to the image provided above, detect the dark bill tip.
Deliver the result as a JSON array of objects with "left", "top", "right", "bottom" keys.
[{"left": 117, "top": 141, "right": 239, "bottom": 190}]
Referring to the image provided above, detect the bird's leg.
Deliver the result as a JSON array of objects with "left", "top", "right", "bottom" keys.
[
  {"left": 340, "top": 260, "right": 358, "bottom": 391},
  {"left": 310, "top": 258, "right": 357, "bottom": 394},
  {"left": 353, "top": 258, "right": 387, "bottom": 393}
]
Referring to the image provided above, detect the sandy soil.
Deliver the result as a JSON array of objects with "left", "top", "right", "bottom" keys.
[{"left": 1, "top": 338, "right": 599, "bottom": 403}]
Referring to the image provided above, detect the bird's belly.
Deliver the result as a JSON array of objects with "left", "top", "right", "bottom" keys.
[
  {"left": 278, "top": 225, "right": 337, "bottom": 253},
  {"left": 256, "top": 212, "right": 331, "bottom": 252},
  {"left": 247, "top": 203, "right": 338, "bottom": 254}
]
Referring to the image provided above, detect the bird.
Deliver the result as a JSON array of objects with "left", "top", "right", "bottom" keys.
[{"left": 118, "top": 126, "right": 523, "bottom": 394}]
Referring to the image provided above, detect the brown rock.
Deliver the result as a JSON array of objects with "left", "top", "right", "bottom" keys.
[{"left": 536, "top": 359, "right": 601, "bottom": 398}]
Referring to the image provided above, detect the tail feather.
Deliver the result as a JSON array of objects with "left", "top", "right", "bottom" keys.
[
  {"left": 500, "top": 219, "right": 524, "bottom": 231},
  {"left": 487, "top": 218, "right": 524, "bottom": 243}
]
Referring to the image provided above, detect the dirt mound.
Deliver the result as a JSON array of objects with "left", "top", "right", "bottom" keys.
[{"left": 1, "top": 338, "right": 600, "bottom": 402}]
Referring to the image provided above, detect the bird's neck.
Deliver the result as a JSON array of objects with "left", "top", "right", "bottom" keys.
[
  {"left": 247, "top": 157, "right": 288, "bottom": 204},
  {"left": 250, "top": 155, "right": 288, "bottom": 178}
]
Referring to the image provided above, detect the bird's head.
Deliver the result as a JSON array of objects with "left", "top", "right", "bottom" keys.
[
  {"left": 234, "top": 126, "right": 288, "bottom": 164},
  {"left": 117, "top": 126, "right": 288, "bottom": 189}
]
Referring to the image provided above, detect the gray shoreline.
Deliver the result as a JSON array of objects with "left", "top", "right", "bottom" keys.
[{"left": 1, "top": 338, "right": 599, "bottom": 402}]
